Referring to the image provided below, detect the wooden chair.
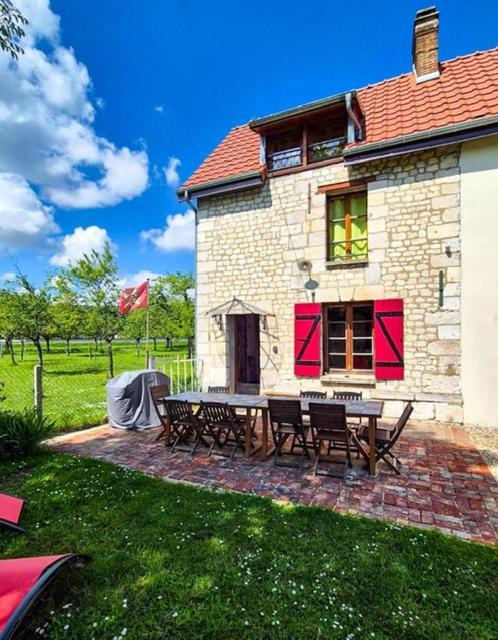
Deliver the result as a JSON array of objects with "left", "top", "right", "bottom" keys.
[
  {"left": 293, "top": 390, "right": 328, "bottom": 451},
  {"left": 332, "top": 390, "right": 362, "bottom": 401},
  {"left": 309, "top": 402, "right": 366, "bottom": 477},
  {"left": 200, "top": 401, "right": 246, "bottom": 461},
  {"left": 332, "top": 390, "right": 364, "bottom": 448},
  {"left": 268, "top": 399, "right": 310, "bottom": 472},
  {"left": 300, "top": 390, "right": 327, "bottom": 399},
  {"left": 358, "top": 402, "right": 413, "bottom": 474},
  {"left": 150, "top": 383, "right": 171, "bottom": 441},
  {"left": 164, "top": 399, "right": 207, "bottom": 455},
  {"left": 208, "top": 386, "right": 229, "bottom": 394}
]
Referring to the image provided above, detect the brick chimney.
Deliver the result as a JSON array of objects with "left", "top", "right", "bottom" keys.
[{"left": 412, "top": 6, "right": 440, "bottom": 82}]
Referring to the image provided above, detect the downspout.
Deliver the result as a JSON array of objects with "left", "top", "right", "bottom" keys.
[
  {"left": 345, "top": 92, "right": 363, "bottom": 142},
  {"left": 184, "top": 190, "right": 199, "bottom": 385}
]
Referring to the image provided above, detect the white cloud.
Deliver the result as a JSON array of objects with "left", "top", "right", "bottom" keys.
[
  {"left": 154, "top": 104, "right": 164, "bottom": 113},
  {"left": 0, "top": 173, "right": 59, "bottom": 253},
  {"left": 163, "top": 157, "right": 181, "bottom": 189},
  {"left": 0, "top": 0, "right": 149, "bottom": 210},
  {"left": 1, "top": 272, "right": 17, "bottom": 283},
  {"left": 140, "top": 211, "right": 195, "bottom": 253},
  {"left": 118, "top": 270, "right": 164, "bottom": 289},
  {"left": 50, "top": 225, "right": 115, "bottom": 267}
]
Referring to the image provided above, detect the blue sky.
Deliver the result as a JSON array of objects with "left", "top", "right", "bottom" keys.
[{"left": 1, "top": 0, "right": 497, "bottom": 287}]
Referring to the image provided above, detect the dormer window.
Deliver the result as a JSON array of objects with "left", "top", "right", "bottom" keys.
[{"left": 263, "top": 112, "right": 347, "bottom": 175}]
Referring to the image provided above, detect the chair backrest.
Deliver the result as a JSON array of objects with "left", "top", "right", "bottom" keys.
[
  {"left": 389, "top": 402, "right": 414, "bottom": 447},
  {"left": 208, "top": 386, "right": 229, "bottom": 395},
  {"left": 300, "top": 390, "right": 327, "bottom": 399},
  {"left": 333, "top": 390, "right": 362, "bottom": 401},
  {"left": 200, "top": 401, "right": 236, "bottom": 427},
  {"left": 268, "top": 399, "right": 303, "bottom": 428},
  {"left": 309, "top": 402, "right": 348, "bottom": 442},
  {"left": 150, "top": 384, "right": 170, "bottom": 418},
  {"left": 164, "top": 399, "right": 194, "bottom": 424}
]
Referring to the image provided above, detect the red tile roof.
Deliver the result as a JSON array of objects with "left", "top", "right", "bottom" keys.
[
  {"left": 354, "top": 48, "right": 498, "bottom": 147},
  {"left": 182, "top": 125, "right": 261, "bottom": 190},
  {"left": 181, "top": 48, "right": 498, "bottom": 191}
]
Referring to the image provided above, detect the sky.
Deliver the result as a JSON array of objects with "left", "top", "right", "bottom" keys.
[{"left": 0, "top": 0, "right": 497, "bottom": 287}]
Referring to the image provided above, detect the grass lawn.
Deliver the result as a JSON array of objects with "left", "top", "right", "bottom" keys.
[
  {"left": 0, "top": 340, "right": 191, "bottom": 431},
  {"left": 1, "top": 452, "right": 497, "bottom": 639}
]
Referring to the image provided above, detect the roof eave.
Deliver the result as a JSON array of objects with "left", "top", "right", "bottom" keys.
[
  {"left": 249, "top": 91, "right": 352, "bottom": 130},
  {"left": 178, "top": 169, "right": 264, "bottom": 201},
  {"left": 344, "top": 115, "right": 498, "bottom": 163}
]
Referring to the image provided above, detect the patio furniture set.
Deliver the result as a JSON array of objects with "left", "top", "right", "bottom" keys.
[{"left": 150, "top": 385, "right": 413, "bottom": 478}]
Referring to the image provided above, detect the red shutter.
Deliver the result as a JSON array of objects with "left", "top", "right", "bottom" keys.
[
  {"left": 374, "top": 299, "right": 404, "bottom": 380},
  {"left": 294, "top": 303, "right": 322, "bottom": 377}
]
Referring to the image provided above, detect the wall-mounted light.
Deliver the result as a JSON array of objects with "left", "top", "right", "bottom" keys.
[
  {"left": 213, "top": 314, "right": 223, "bottom": 331},
  {"left": 305, "top": 277, "right": 319, "bottom": 303}
]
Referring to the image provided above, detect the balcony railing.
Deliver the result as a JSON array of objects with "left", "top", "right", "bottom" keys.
[
  {"left": 267, "top": 147, "right": 302, "bottom": 171},
  {"left": 267, "top": 137, "right": 347, "bottom": 172},
  {"left": 308, "top": 137, "right": 346, "bottom": 163}
]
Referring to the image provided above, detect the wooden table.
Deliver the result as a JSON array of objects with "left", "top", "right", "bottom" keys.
[{"left": 163, "top": 392, "right": 384, "bottom": 475}]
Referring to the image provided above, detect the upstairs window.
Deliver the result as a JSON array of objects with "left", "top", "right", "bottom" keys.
[
  {"left": 264, "top": 109, "right": 347, "bottom": 173},
  {"left": 266, "top": 129, "right": 301, "bottom": 171},
  {"left": 326, "top": 302, "right": 373, "bottom": 371},
  {"left": 307, "top": 119, "right": 346, "bottom": 163},
  {"left": 327, "top": 193, "right": 368, "bottom": 262}
]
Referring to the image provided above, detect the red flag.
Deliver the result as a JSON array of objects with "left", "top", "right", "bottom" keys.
[{"left": 118, "top": 281, "right": 149, "bottom": 314}]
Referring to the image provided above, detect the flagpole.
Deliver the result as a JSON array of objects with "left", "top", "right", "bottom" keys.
[{"left": 145, "top": 278, "right": 150, "bottom": 368}]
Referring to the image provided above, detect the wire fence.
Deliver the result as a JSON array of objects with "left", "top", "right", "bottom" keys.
[{"left": 0, "top": 339, "right": 197, "bottom": 431}]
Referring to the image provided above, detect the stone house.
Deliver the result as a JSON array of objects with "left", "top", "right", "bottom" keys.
[{"left": 178, "top": 7, "right": 498, "bottom": 427}]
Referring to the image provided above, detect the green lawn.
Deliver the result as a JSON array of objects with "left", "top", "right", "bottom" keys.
[
  {"left": 1, "top": 452, "right": 497, "bottom": 639},
  {"left": 0, "top": 340, "right": 193, "bottom": 431}
]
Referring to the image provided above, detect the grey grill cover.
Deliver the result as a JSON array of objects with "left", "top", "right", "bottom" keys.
[{"left": 106, "top": 369, "right": 170, "bottom": 429}]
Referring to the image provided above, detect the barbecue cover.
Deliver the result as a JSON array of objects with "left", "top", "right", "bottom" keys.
[{"left": 106, "top": 369, "right": 170, "bottom": 429}]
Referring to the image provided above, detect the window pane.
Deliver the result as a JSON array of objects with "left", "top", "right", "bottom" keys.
[
  {"left": 330, "top": 220, "right": 346, "bottom": 259},
  {"left": 350, "top": 194, "right": 367, "bottom": 216},
  {"left": 329, "top": 355, "right": 346, "bottom": 369},
  {"left": 353, "top": 321, "right": 372, "bottom": 337},
  {"left": 353, "top": 355, "right": 372, "bottom": 370},
  {"left": 329, "top": 339, "right": 346, "bottom": 354},
  {"left": 329, "top": 322, "right": 345, "bottom": 337},
  {"left": 329, "top": 198, "right": 345, "bottom": 220},
  {"left": 353, "top": 305, "right": 372, "bottom": 322},
  {"left": 329, "top": 306, "right": 346, "bottom": 322},
  {"left": 353, "top": 338, "right": 372, "bottom": 353}
]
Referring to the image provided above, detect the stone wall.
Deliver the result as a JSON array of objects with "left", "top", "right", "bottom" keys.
[{"left": 196, "top": 146, "right": 463, "bottom": 422}]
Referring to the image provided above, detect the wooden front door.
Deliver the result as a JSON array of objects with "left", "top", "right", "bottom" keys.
[{"left": 232, "top": 314, "right": 260, "bottom": 394}]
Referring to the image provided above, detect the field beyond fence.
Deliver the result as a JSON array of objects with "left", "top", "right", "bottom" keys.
[{"left": 0, "top": 339, "right": 197, "bottom": 432}]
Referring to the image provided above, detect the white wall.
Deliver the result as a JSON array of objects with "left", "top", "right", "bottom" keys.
[{"left": 460, "top": 135, "right": 498, "bottom": 427}]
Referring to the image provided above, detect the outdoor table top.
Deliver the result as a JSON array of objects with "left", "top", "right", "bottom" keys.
[{"left": 166, "top": 391, "right": 384, "bottom": 419}]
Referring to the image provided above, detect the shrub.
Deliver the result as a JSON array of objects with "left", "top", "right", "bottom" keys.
[{"left": 0, "top": 409, "right": 54, "bottom": 458}]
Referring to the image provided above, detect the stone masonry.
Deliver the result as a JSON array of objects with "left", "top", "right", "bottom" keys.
[{"left": 196, "top": 146, "right": 463, "bottom": 422}]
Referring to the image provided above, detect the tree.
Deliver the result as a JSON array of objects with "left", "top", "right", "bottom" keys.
[
  {"left": 51, "top": 276, "right": 83, "bottom": 355},
  {"left": 122, "top": 309, "right": 146, "bottom": 356},
  {"left": 0, "top": 0, "right": 27, "bottom": 60},
  {"left": 0, "top": 290, "right": 19, "bottom": 364},
  {"left": 163, "top": 272, "right": 195, "bottom": 357},
  {"left": 66, "top": 245, "right": 122, "bottom": 378},
  {"left": 14, "top": 274, "right": 52, "bottom": 366}
]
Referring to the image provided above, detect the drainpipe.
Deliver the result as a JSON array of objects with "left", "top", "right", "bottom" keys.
[
  {"left": 184, "top": 190, "right": 199, "bottom": 384},
  {"left": 345, "top": 92, "right": 363, "bottom": 143}
]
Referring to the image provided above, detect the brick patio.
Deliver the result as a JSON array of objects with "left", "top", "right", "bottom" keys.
[{"left": 48, "top": 420, "right": 498, "bottom": 545}]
